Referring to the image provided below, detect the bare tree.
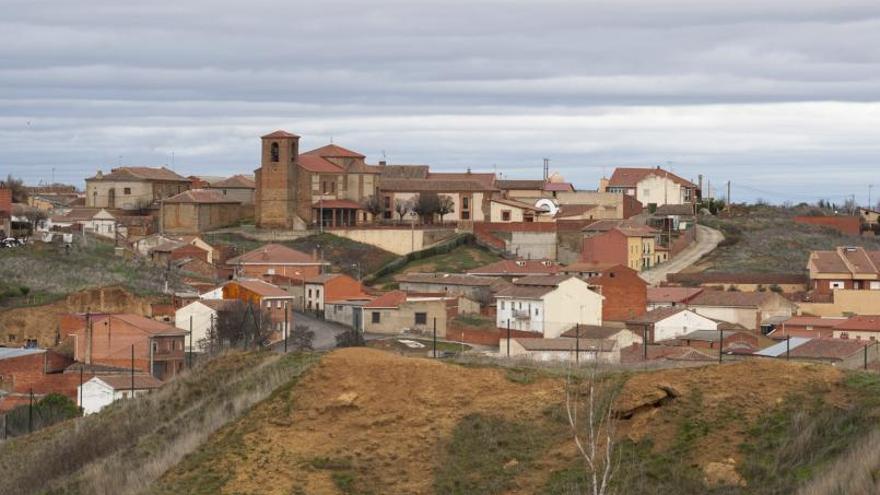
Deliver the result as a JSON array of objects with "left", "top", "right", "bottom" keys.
[
  {"left": 290, "top": 324, "right": 315, "bottom": 351},
  {"left": 23, "top": 208, "right": 47, "bottom": 233},
  {"left": 214, "top": 300, "right": 275, "bottom": 349},
  {"left": 394, "top": 198, "right": 413, "bottom": 223},
  {"left": 3, "top": 174, "right": 28, "bottom": 203},
  {"left": 413, "top": 192, "right": 441, "bottom": 224},
  {"left": 437, "top": 195, "right": 455, "bottom": 223},
  {"left": 565, "top": 365, "right": 620, "bottom": 495},
  {"left": 361, "top": 195, "right": 382, "bottom": 220}
]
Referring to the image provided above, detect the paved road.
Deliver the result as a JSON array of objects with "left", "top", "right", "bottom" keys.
[
  {"left": 640, "top": 224, "right": 724, "bottom": 286},
  {"left": 271, "top": 310, "right": 347, "bottom": 351}
]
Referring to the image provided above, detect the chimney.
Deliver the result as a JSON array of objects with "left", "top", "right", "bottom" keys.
[
  {"left": 599, "top": 177, "right": 609, "bottom": 192},
  {"left": 95, "top": 170, "right": 103, "bottom": 179},
  {"left": 378, "top": 160, "right": 387, "bottom": 166},
  {"left": 466, "top": 167, "right": 472, "bottom": 174}
]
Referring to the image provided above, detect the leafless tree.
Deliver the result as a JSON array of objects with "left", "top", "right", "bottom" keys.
[
  {"left": 213, "top": 300, "right": 274, "bottom": 349},
  {"left": 361, "top": 195, "right": 382, "bottom": 219},
  {"left": 394, "top": 198, "right": 413, "bottom": 223},
  {"left": 3, "top": 174, "right": 28, "bottom": 203},
  {"left": 565, "top": 365, "right": 620, "bottom": 495},
  {"left": 413, "top": 192, "right": 441, "bottom": 224},
  {"left": 437, "top": 195, "right": 455, "bottom": 222},
  {"left": 23, "top": 208, "right": 47, "bottom": 233}
]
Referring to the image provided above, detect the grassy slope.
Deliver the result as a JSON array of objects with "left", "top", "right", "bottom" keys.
[
  {"left": 699, "top": 205, "right": 880, "bottom": 273},
  {"left": 0, "top": 238, "right": 181, "bottom": 308},
  {"left": 152, "top": 349, "right": 880, "bottom": 495},
  {"left": 371, "top": 244, "right": 502, "bottom": 288},
  {"left": 0, "top": 351, "right": 318, "bottom": 495},
  {"left": 208, "top": 232, "right": 398, "bottom": 278}
]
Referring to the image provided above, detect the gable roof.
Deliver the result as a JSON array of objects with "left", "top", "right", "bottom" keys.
[
  {"left": 364, "top": 290, "right": 408, "bottom": 309},
  {"left": 607, "top": 167, "right": 697, "bottom": 189},
  {"left": 809, "top": 247, "right": 880, "bottom": 276},
  {"left": 560, "top": 325, "right": 631, "bottom": 340},
  {"left": 163, "top": 189, "right": 239, "bottom": 204},
  {"left": 755, "top": 337, "right": 864, "bottom": 360},
  {"left": 229, "top": 279, "right": 291, "bottom": 298},
  {"left": 226, "top": 244, "right": 321, "bottom": 265},
  {"left": 688, "top": 289, "right": 785, "bottom": 308},
  {"left": 303, "top": 144, "right": 365, "bottom": 159},
  {"left": 298, "top": 155, "right": 344, "bottom": 173},
  {"left": 496, "top": 179, "right": 545, "bottom": 190},
  {"left": 490, "top": 197, "right": 541, "bottom": 211},
  {"left": 210, "top": 175, "right": 256, "bottom": 189},
  {"left": 583, "top": 219, "right": 657, "bottom": 237},
  {"left": 262, "top": 130, "right": 300, "bottom": 139},
  {"left": 647, "top": 286, "right": 704, "bottom": 304},
  {"left": 108, "top": 314, "right": 186, "bottom": 336},
  {"left": 627, "top": 306, "right": 689, "bottom": 324},
  {"left": 87, "top": 167, "right": 189, "bottom": 182},
  {"left": 379, "top": 165, "right": 430, "bottom": 179},
  {"left": 514, "top": 337, "right": 617, "bottom": 352},
  {"left": 379, "top": 178, "right": 496, "bottom": 192},
  {"left": 467, "top": 259, "right": 561, "bottom": 276},
  {"left": 94, "top": 375, "right": 164, "bottom": 390},
  {"left": 512, "top": 274, "right": 573, "bottom": 287},
  {"left": 494, "top": 285, "right": 556, "bottom": 299},
  {"left": 833, "top": 315, "right": 880, "bottom": 332}
]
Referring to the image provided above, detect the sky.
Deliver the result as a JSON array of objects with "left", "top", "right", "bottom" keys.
[{"left": 2, "top": 0, "right": 879, "bottom": 205}]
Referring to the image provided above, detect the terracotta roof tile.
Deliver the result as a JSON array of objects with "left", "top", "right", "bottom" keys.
[
  {"left": 164, "top": 189, "right": 239, "bottom": 204},
  {"left": 607, "top": 167, "right": 697, "bottom": 189},
  {"left": 647, "top": 287, "right": 704, "bottom": 304},
  {"left": 496, "top": 179, "right": 545, "bottom": 190},
  {"left": 229, "top": 279, "right": 291, "bottom": 298},
  {"left": 627, "top": 306, "right": 688, "bottom": 324},
  {"left": 88, "top": 167, "right": 189, "bottom": 182},
  {"left": 227, "top": 244, "right": 320, "bottom": 265},
  {"left": 262, "top": 130, "right": 300, "bottom": 139},
  {"left": 211, "top": 175, "right": 256, "bottom": 189},
  {"left": 365, "top": 290, "right": 408, "bottom": 308},
  {"left": 688, "top": 289, "right": 784, "bottom": 308},
  {"left": 298, "top": 155, "right": 344, "bottom": 173},
  {"left": 833, "top": 315, "right": 880, "bottom": 332},
  {"left": 303, "top": 144, "right": 365, "bottom": 159},
  {"left": 96, "top": 375, "right": 164, "bottom": 390}
]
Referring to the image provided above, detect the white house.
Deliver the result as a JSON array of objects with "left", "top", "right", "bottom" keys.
[
  {"left": 603, "top": 167, "right": 699, "bottom": 209},
  {"left": 495, "top": 275, "right": 603, "bottom": 338},
  {"left": 502, "top": 337, "right": 622, "bottom": 363},
  {"left": 77, "top": 375, "right": 163, "bottom": 415},
  {"left": 175, "top": 299, "right": 238, "bottom": 352},
  {"left": 627, "top": 307, "right": 718, "bottom": 343}
]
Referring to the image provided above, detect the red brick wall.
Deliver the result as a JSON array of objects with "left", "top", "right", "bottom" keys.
[
  {"left": 622, "top": 195, "right": 644, "bottom": 219},
  {"left": 794, "top": 216, "right": 861, "bottom": 236},
  {"left": 446, "top": 325, "right": 541, "bottom": 346},
  {"left": 72, "top": 317, "right": 184, "bottom": 376},
  {"left": 591, "top": 266, "right": 647, "bottom": 321},
  {"left": 581, "top": 230, "right": 627, "bottom": 265},
  {"left": 0, "top": 187, "right": 11, "bottom": 215},
  {"left": 0, "top": 351, "right": 75, "bottom": 395}
]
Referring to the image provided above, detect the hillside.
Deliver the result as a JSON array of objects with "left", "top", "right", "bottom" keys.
[
  {"left": 0, "top": 351, "right": 318, "bottom": 495},
  {"left": 154, "top": 349, "right": 880, "bottom": 495},
  {"left": 697, "top": 205, "right": 880, "bottom": 273},
  {"left": 209, "top": 232, "right": 398, "bottom": 279},
  {"left": 0, "top": 238, "right": 183, "bottom": 309}
]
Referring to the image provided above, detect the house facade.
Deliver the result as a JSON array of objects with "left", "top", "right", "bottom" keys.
[
  {"left": 160, "top": 189, "right": 242, "bottom": 234},
  {"left": 377, "top": 169, "right": 497, "bottom": 223},
  {"left": 78, "top": 375, "right": 163, "bottom": 415},
  {"left": 495, "top": 275, "right": 603, "bottom": 338},
  {"left": 602, "top": 166, "right": 700, "bottom": 209},
  {"left": 85, "top": 167, "right": 191, "bottom": 210},
  {"left": 362, "top": 291, "right": 451, "bottom": 337},
  {"left": 303, "top": 273, "right": 366, "bottom": 313},
  {"left": 627, "top": 307, "right": 719, "bottom": 343},
  {"left": 581, "top": 220, "right": 661, "bottom": 271},
  {"left": 686, "top": 290, "right": 795, "bottom": 332},
  {"left": 174, "top": 299, "right": 239, "bottom": 352},
  {"left": 218, "top": 279, "right": 295, "bottom": 333},
  {"left": 586, "top": 265, "right": 648, "bottom": 321},
  {"left": 807, "top": 247, "right": 880, "bottom": 294},
  {"left": 226, "top": 243, "right": 328, "bottom": 281}
]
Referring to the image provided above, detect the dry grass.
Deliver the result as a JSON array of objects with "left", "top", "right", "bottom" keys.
[{"left": 0, "top": 350, "right": 318, "bottom": 495}]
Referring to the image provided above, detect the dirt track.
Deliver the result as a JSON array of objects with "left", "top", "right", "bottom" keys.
[{"left": 641, "top": 225, "right": 724, "bottom": 285}]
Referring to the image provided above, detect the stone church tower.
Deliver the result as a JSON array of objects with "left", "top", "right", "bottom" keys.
[{"left": 255, "top": 130, "right": 301, "bottom": 229}]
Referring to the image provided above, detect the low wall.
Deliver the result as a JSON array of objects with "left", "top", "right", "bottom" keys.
[
  {"left": 446, "top": 325, "right": 542, "bottom": 347},
  {"left": 669, "top": 225, "right": 696, "bottom": 257},
  {"left": 331, "top": 227, "right": 455, "bottom": 255},
  {"left": 793, "top": 216, "right": 861, "bottom": 236},
  {"left": 798, "top": 290, "right": 880, "bottom": 317}
]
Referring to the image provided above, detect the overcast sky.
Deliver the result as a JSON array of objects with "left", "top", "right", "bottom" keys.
[{"left": 2, "top": 0, "right": 879, "bottom": 204}]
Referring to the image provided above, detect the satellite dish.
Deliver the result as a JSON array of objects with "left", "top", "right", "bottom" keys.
[{"left": 535, "top": 198, "right": 559, "bottom": 215}]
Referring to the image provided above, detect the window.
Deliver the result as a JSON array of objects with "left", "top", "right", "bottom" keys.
[
  {"left": 830, "top": 281, "right": 845, "bottom": 289},
  {"left": 308, "top": 289, "right": 312, "bottom": 298},
  {"left": 123, "top": 187, "right": 131, "bottom": 195},
  {"left": 322, "top": 181, "right": 327, "bottom": 193},
  {"left": 384, "top": 196, "right": 391, "bottom": 208},
  {"left": 415, "top": 312, "right": 427, "bottom": 325},
  {"left": 501, "top": 210, "right": 511, "bottom": 222},
  {"left": 330, "top": 181, "right": 336, "bottom": 193},
  {"left": 275, "top": 300, "right": 282, "bottom": 309},
  {"left": 500, "top": 301, "right": 505, "bottom": 310},
  {"left": 462, "top": 197, "right": 470, "bottom": 209},
  {"left": 534, "top": 307, "right": 539, "bottom": 316},
  {"left": 316, "top": 289, "right": 321, "bottom": 299},
  {"left": 642, "top": 188, "right": 650, "bottom": 197},
  {"left": 372, "top": 311, "right": 381, "bottom": 323},
  {"left": 7, "top": 335, "right": 15, "bottom": 342},
  {"left": 461, "top": 211, "right": 470, "bottom": 220},
  {"left": 265, "top": 301, "right": 271, "bottom": 308},
  {"left": 871, "top": 282, "right": 880, "bottom": 290},
  {"left": 270, "top": 142, "right": 279, "bottom": 162}
]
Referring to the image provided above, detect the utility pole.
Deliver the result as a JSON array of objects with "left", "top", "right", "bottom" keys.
[
  {"left": 869, "top": 184, "right": 874, "bottom": 209},
  {"left": 726, "top": 180, "right": 731, "bottom": 209},
  {"left": 28, "top": 388, "right": 34, "bottom": 433},
  {"left": 786, "top": 336, "right": 790, "bottom": 360},
  {"left": 433, "top": 317, "right": 437, "bottom": 359},
  {"left": 284, "top": 303, "right": 289, "bottom": 353},
  {"left": 130, "top": 344, "right": 135, "bottom": 396},
  {"left": 575, "top": 323, "right": 580, "bottom": 364},
  {"left": 506, "top": 319, "right": 511, "bottom": 357},
  {"left": 543, "top": 158, "right": 549, "bottom": 181},
  {"left": 718, "top": 329, "right": 723, "bottom": 364},
  {"left": 188, "top": 316, "right": 193, "bottom": 369},
  {"left": 79, "top": 364, "right": 84, "bottom": 410}
]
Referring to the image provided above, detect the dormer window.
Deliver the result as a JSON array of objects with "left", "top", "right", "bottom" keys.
[{"left": 270, "top": 142, "right": 279, "bottom": 162}]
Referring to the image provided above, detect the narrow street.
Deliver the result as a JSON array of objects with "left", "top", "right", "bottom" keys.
[{"left": 640, "top": 224, "right": 724, "bottom": 286}]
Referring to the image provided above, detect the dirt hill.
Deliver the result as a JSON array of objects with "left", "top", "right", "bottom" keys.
[{"left": 155, "top": 349, "right": 879, "bottom": 495}]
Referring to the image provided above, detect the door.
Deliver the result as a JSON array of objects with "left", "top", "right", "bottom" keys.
[{"left": 352, "top": 307, "right": 362, "bottom": 332}]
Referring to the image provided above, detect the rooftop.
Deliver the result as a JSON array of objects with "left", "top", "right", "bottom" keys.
[
  {"left": 560, "top": 325, "right": 630, "bottom": 340},
  {"left": 607, "top": 167, "right": 697, "bottom": 189},
  {"left": 467, "top": 259, "right": 561, "bottom": 276},
  {"left": 94, "top": 375, "right": 164, "bottom": 390},
  {"left": 688, "top": 289, "right": 785, "bottom": 308},
  {"left": 627, "top": 306, "right": 688, "bottom": 324},
  {"left": 164, "top": 189, "right": 239, "bottom": 204},
  {"left": 514, "top": 337, "right": 617, "bottom": 352},
  {"left": 87, "top": 166, "right": 190, "bottom": 182},
  {"left": 229, "top": 279, "right": 292, "bottom": 298},
  {"left": 210, "top": 175, "right": 256, "bottom": 189},
  {"left": 227, "top": 244, "right": 322, "bottom": 266},
  {"left": 647, "top": 287, "right": 704, "bottom": 303},
  {"left": 303, "top": 144, "right": 366, "bottom": 159}
]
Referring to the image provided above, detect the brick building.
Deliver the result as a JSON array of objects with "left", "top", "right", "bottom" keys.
[
  {"left": 581, "top": 220, "right": 661, "bottom": 271},
  {"left": 254, "top": 131, "right": 381, "bottom": 229},
  {"left": 807, "top": 246, "right": 880, "bottom": 294},
  {"left": 85, "top": 166, "right": 191, "bottom": 210},
  {"left": 161, "top": 189, "right": 242, "bottom": 234},
  {"left": 226, "top": 243, "right": 328, "bottom": 281},
  {"left": 220, "top": 279, "right": 295, "bottom": 333},
  {"left": 587, "top": 265, "right": 647, "bottom": 322},
  {"left": 0, "top": 185, "right": 11, "bottom": 236},
  {"left": 67, "top": 314, "right": 186, "bottom": 381}
]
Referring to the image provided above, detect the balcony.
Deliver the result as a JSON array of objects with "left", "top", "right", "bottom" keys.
[{"left": 513, "top": 310, "right": 531, "bottom": 320}]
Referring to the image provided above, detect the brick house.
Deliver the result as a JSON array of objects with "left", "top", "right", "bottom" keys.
[
  {"left": 226, "top": 243, "right": 328, "bottom": 281},
  {"left": 0, "top": 348, "right": 75, "bottom": 411},
  {"left": 219, "top": 279, "right": 295, "bottom": 333},
  {"left": 0, "top": 185, "right": 11, "bottom": 236},
  {"left": 85, "top": 166, "right": 191, "bottom": 210},
  {"left": 67, "top": 314, "right": 186, "bottom": 381},
  {"left": 581, "top": 220, "right": 662, "bottom": 271},
  {"left": 397, "top": 273, "right": 511, "bottom": 308},
  {"left": 160, "top": 189, "right": 242, "bottom": 234},
  {"left": 601, "top": 166, "right": 700, "bottom": 210},
  {"left": 832, "top": 315, "right": 880, "bottom": 341},
  {"left": 586, "top": 265, "right": 648, "bottom": 322},
  {"left": 303, "top": 273, "right": 367, "bottom": 313},
  {"left": 807, "top": 247, "right": 880, "bottom": 294}
]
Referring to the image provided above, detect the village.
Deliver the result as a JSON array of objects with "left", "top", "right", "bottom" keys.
[{"left": 1, "top": 128, "right": 879, "bottom": 426}]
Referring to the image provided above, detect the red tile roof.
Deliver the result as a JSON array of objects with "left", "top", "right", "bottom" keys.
[
  {"left": 262, "top": 130, "right": 300, "bottom": 139},
  {"left": 227, "top": 244, "right": 320, "bottom": 265},
  {"left": 303, "top": 144, "right": 365, "bottom": 159},
  {"left": 607, "top": 167, "right": 697, "bottom": 189},
  {"left": 229, "top": 279, "right": 291, "bottom": 298},
  {"left": 211, "top": 175, "right": 256, "bottom": 189},
  {"left": 365, "top": 290, "right": 408, "bottom": 308},
  {"left": 647, "top": 287, "right": 704, "bottom": 304},
  {"left": 543, "top": 182, "right": 574, "bottom": 192},
  {"left": 809, "top": 247, "right": 880, "bottom": 276},
  {"left": 834, "top": 315, "right": 880, "bottom": 332},
  {"left": 427, "top": 172, "right": 496, "bottom": 188},
  {"left": 109, "top": 314, "right": 186, "bottom": 336},
  {"left": 163, "top": 189, "right": 239, "bottom": 204},
  {"left": 298, "top": 155, "right": 344, "bottom": 173},
  {"left": 627, "top": 306, "right": 688, "bottom": 324},
  {"left": 688, "top": 289, "right": 788, "bottom": 308},
  {"left": 96, "top": 375, "right": 164, "bottom": 390},
  {"left": 88, "top": 166, "right": 189, "bottom": 182},
  {"left": 789, "top": 339, "right": 866, "bottom": 360},
  {"left": 780, "top": 316, "right": 846, "bottom": 328},
  {"left": 496, "top": 179, "right": 545, "bottom": 190},
  {"left": 467, "top": 259, "right": 561, "bottom": 276}
]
